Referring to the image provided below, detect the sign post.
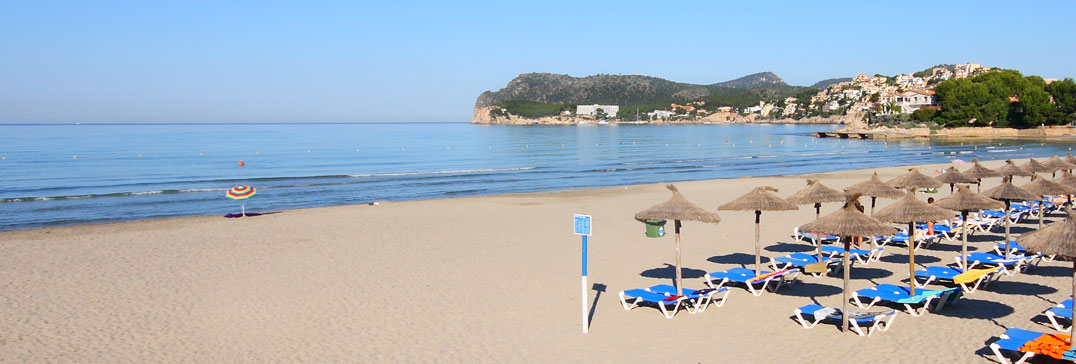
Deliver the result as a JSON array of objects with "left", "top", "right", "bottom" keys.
[{"left": 573, "top": 214, "right": 592, "bottom": 333}]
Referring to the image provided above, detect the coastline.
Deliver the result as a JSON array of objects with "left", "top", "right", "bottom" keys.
[{"left": 2, "top": 157, "right": 1068, "bottom": 363}]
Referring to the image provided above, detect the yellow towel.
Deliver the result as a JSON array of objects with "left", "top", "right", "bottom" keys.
[{"left": 953, "top": 268, "right": 996, "bottom": 284}]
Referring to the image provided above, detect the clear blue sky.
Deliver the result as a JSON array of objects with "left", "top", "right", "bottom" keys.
[{"left": 1, "top": 1, "right": 1073, "bottom": 123}]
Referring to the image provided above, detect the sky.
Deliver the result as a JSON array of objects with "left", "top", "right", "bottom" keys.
[{"left": 1, "top": 1, "right": 1074, "bottom": 123}]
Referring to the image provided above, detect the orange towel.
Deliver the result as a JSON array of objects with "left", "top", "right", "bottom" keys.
[{"left": 1020, "top": 334, "right": 1072, "bottom": 360}]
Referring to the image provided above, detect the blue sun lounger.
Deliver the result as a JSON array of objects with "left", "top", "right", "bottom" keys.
[
  {"left": 989, "top": 327, "right": 1075, "bottom": 364},
  {"left": 957, "top": 252, "right": 1037, "bottom": 275},
  {"left": 793, "top": 304, "right": 898, "bottom": 337},
  {"left": 645, "top": 284, "right": 731, "bottom": 314},
  {"left": 851, "top": 284, "right": 961, "bottom": 317},
  {"left": 793, "top": 226, "right": 840, "bottom": 246},
  {"left": 916, "top": 223, "right": 956, "bottom": 241},
  {"left": 995, "top": 241, "right": 1055, "bottom": 262},
  {"left": 705, "top": 267, "right": 799, "bottom": 297},
  {"left": 913, "top": 265, "right": 1002, "bottom": 294},
  {"left": 1046, "top": 306, "right": 1073, "bottom": 332},
  {"left": 618, "top": 285, "right": 730, "bottom": 318},
  {"left": 820, "top": 245, "right": 883, "bottom": 265},
  {"left": 770, "top": 253, "right": 841, "bottom": 276}
]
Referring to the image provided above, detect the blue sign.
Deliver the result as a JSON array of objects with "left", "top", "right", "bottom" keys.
[{"left": 574, "top": 214, "right": 592, "bottom": 236}]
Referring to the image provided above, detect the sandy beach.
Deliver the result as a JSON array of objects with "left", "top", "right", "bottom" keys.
[{"left": 2, "top": 158, "right": 1074, "bottom": 363}]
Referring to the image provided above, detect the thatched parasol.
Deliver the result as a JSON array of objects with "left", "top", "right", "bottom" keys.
[
  {"left": 1067, "top": 153, "right": 1076, "bottom": 167},
  {"left": 845, "top": 172, "right": 903, "bottom": 215},
  {"left": 963, "top": 158, "right": 1002, "bottom": 193},
  {"left": 800, "top": 193, "right": 897, "bottom": 332},
  {"left": 982, "top": 179, "right": 1040, "bottom": 258},
  {"left": 873, "top": 189, "right": 956, "bottom": 295},
  {"left": 1058, "top": 171, "right": 1076, "bottom": 210},
  {"left": 996, "top": 159, "right": 1032, "bottom": 178},
  {"left": 932, "top": 185, "right": 1004, "bottom": 270},
  {"left": 934, "top": 166, "right": 978, "bottom": 193},
  {"left": 1022, "top": 158, "right": 1056, "bottom": 183},
  {"left": 1017, "top": 211, "right": 1076, "bottom": 336},
  {"left": 786, "top": 179, "right": 845, "bottom": 219},
  {"left": 635, "top": 184, "right": 721, "bottom": 296},
  {"left": 1045, "top": 155, "right": 1076, "bottom": 178},
  {"left": 1021, "top": 176, "right": 1076, "bottom": 230},
  {"left": 887, "top": 168, "right": 942, "bottom": 195},
  {"left": 719, "top": 186, "right": 798, "bottom": 276}
]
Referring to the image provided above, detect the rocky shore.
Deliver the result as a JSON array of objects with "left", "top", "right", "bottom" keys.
[{"left": 470, "top": 106, "right": 856, "bottom": 126}]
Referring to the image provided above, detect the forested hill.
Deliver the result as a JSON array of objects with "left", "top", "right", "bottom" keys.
[{"left": 474, "top": 72, "right": 816, "bottom": 119}]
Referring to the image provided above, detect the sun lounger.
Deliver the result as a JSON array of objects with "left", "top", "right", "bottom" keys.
[
  {"left": 820, "top": 245, "right": 883, "bottom": 265},
  {"left": 989, "top": 327, "right": 1075, "bottom": 364},
  {"left": 793, "top": 304, "right": 898, "bottom": 337},
  {"left": 793, "top": 226, "right": 840, "bottom": 246},
  {"left": 618, "top": 285, "right": 730, "bottom": 318},
  {"left": 645, "top": 284, "right": 731, "bottom": 313},
  {"left": 705, "top": 267, "right": 799, "bottom": 297},
  {"left": 1046, "top": 306, "right": 1074, "bottom": 332},
  {"left": 883, "top": 232, "right": 938, "bottom": 251},
  {"left": 913, "top": 266, "right": 1002, "bottom": 294},
  {"left": 851, "top": 284, "right": 961, "bottom": 317},
  {"left": 957, "top": 252, "right": 1038, "bottom": 275},
  {"left": 995, "top": 241, "right": 1056, "bottom": 262},
  {"left": 981, "top": 208, "right": 1027, "bottom": 225},
  {"left": 916, "top": 223, "right": 956, "bottom": 241},
  {"left": 770, "top": 253, "right": 842, "bottom": 276}
]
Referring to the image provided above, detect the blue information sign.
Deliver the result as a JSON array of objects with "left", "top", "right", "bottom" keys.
[{"left": 573, "top": 214, "right": 592, "bottom": 236}]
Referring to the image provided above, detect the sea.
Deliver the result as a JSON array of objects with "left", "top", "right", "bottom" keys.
[{"left": 1, "top": 122, "right": 1074, "bottom": 231}]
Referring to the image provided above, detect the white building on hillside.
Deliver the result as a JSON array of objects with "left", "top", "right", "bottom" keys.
[
  {"left": 576, "top": 104, "right": 620, "bottom": 118},
  {"left": 883, "top": 90, "right": 936, "bottom": 114}
]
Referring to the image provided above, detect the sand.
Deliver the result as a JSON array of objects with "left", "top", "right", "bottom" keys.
[{"left": 1, "top": 158, "right": 1073, "bottom": 363}]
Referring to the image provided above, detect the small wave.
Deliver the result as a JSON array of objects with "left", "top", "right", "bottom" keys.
[
  {"left": 347, "top": 167, "right": 535, "bottom": 178},
  {"left": 130, "top": 190, "right": 163, "bottom": 196}
]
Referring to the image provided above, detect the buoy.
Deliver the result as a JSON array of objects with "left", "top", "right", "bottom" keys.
[
  {"left": 72, "top": 155, "right": 77, "bottom": 159},
  {"left": 200, "top": 152, "right": 204, "bottom": 156},
  {"left": 238, "top": 160, "right": 245, "bottom": 167},
  {"left": 665, "top": 144, "right": 669, "bottom": 147},
  {"left": 525, "top": 145, "right": 528, "bottom": 148},
  {"left": 355, "top": 149, "right": 360, "bottom": 152},
  {"left": 446, "top": 146, "right": 450, "bottom": 150},
  {"left": 307, "top": 149, "right": 311, "bottom": 153},
  {"left": 256, "top": 152, "right": 260, "bottom": 155},
  {"left": 401, "top": 148, "right": 406, "bottom": 151},
  {"left": 137, "top": 154, "right": 142, "bottom": 158},
  {"left": 1, "top": 157, "right": 5, "bottom": 160},
  {"left": 488, "top": 146, "right": 492, "bottom": 149}
]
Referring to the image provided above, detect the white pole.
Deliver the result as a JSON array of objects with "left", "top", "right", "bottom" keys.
[{"left": 581, "top": 275, "right": 588, "bottom": 333}]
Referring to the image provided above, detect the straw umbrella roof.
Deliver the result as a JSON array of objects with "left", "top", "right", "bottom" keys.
[
  {"left": 963, "top": 158, "right": 1002, "bottom": 179},
  {"left": 1022, "top": 176, "right": 1076, "bottom": 197},
  {"left": 1018, "top": 212, "right": 1076, "bottom": 257},
  {"left": 886, "top": 168, "right": 942, "bottom": 189},
  {"left": 1045, "top": 155, "right": 1076, "bottom": 171},
  {"left": 996, "top": 159, "right": 1033, "bottom": 177},
  {"left": 845, "top": 172, "right": 903, "bottom": 198},
  {"left": 1022, "top": 158, "right": 1057, "bottom": 174},
  {"left": 800, "top": 193, "right": 898, "bottom": 238},
  {"left": 786, "top": 179, "right": 845, "bottom": 205},
  {"left": 934, "top": 166, "right": 978, "bottom": 185},
  {"left": 1067, "top": 153, "right": 1076, "bottom": 166},
  {"left": 1059, "top": 171, "right": 1076, "bottom": 189},
  {"left": 932, "top": 185, "right": 1004, "bottom": 212},
  {"left": 718, "top": 186, "right": 798, "bottom": 212},
  {"left": 635, "top": 184, "right": 721, "bottom": 223},
  {"left": 982, "top": 179, "right": 1040, "bottom": 201},
  {"left": 874, "top": 189, "right": 956, "bottom": 224}
]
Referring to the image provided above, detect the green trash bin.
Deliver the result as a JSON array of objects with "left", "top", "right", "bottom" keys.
[{"left": 644, "top": 219, "right": 666, "bottom": 238}]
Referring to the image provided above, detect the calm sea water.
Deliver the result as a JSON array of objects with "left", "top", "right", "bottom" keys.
[{"left": 1, "top": 123, "right": 1074, "bottom": 230}]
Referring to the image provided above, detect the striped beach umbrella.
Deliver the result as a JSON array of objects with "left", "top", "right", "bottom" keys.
[{"left": 227, "top": 185, "right": 256, "bottom": 216}]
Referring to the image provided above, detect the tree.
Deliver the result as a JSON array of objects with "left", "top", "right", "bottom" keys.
[
  {"left": 594, "top": 108, "right": 608, "bottom": 120},
  {"left": 1047, "top": 78, "right": 1076, "bottom": 123},
  {"left": 911, "top": 108, "right": 937, "bottom": 122}
]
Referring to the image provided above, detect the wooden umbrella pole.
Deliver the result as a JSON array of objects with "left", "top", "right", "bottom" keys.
[
  {"left": 814, "top": 203, "right": 821, "bottom": 220},
  {"left": 674, "top": 220, "right": 683, "bottom": 296},
  {"left": 841, "top": 238, "right": 850, "bottom": 333},
  {"left": 870, "top": 197, "right": 876, "bottom": 216},
  {"left": 1040, "top": 196, "right": 1045, "bottom": 231},
  {"left": 1004, "top": 200, "right": 1012, "bottom": 259},
  {"left": 908, "top": 222, "right": 917, "bottom": 295},
  {"left": 754, "top": 211, "right": 762, "bottom": 277},
  {"left": 977, "top": 179, "right": 982, "bottom": 193},
  {"left": 968, "top": 210, "right": 977, "bottom": 270}
]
